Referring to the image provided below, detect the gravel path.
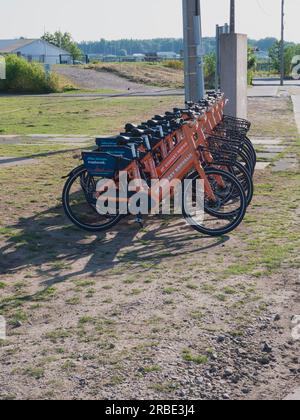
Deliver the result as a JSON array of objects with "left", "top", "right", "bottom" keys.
[{"left": 54, "top": 66, "right": 157, "bottom": 93}]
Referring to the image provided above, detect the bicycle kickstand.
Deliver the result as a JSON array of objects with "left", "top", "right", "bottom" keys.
[{"left": 135, "top": 214, "right": 144, "bottom": 229}]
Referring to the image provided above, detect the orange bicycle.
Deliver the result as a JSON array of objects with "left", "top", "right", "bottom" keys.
[{"left": 62, "top": 93, "right": 248, "bottom": 237}]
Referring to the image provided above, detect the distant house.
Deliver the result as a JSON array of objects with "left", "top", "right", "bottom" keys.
[
  {"left": 132, "top": 54, "right": 145, "bottom": 62},
  {"left": 0, "top": 38, "right": 71, "bottom": 65},
  {"left": 157, "top": 52, "right": 180, "bottom": 60}
]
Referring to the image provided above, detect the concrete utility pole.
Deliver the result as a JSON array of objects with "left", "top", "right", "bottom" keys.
[
  {"left": 280, "top": 0, "right": 285, "bottom": 86},
  {"left": 182, "top": 0, "right": 205, "bottom": 102},
  {"left": 220, "top": 0, "right": 248, "bottom": 118},
  {"left": 215, "top": 24, "right": 230, "bottom": 90}
]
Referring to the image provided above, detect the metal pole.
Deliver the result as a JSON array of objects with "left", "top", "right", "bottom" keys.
[
  {"left": 280, "top": 0, "right": 285, "bottom": 86},
  {"left": 215, "top": 25, "right": 220, "bottom": 90},
  {"left": 182, "top": 0, "right": 205, "bottom": 102},
  {"left": 230, "top": 0, "right": 235, "bottom": 34},
  {"left": 194, "top": 1, "right": 205, "bottom": 99}
]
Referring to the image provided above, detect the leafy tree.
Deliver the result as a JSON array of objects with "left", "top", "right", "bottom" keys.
[
  {"left": 247, "top": 47, "right": 256, "bottom": 70},
  {"left": 269, "top": 41, "right": 300, "bottom": 76},
  {"left": 42, "top": 31, "right": 82, "bottom": 59},
  {"left": 204, "top": 53, "right": 216, "bottom": 89},
  {"left": 249, "top": 37, "right": 278, "bottom": 52},
  {"left": 247, "top": 47, "right": 257, "bottom": 85},
  {"left": 78, "top": 38, "right": 216, "bottom": 56}
]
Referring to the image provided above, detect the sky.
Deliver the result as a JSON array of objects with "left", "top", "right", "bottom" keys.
[{"left": 0, "top": 0, "right": 299, "bottom": 43}]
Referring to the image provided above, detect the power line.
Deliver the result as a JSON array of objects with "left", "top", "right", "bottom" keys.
[{"left": 256, "top": 0, "right": 272, "bottom": 16}]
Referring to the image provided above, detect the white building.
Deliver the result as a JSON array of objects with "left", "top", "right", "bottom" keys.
[
  {"left": 0, "top": 38, "right": 71, "bottom": 65},
  {"left": 157, "top": 51, "right": 180, "bottom": 60}
]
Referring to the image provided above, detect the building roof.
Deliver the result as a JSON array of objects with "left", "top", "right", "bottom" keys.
[
  {"left": 0, "top": 39, "right": 36, "bottom": 53},
  {"left": 0, "top": 38, "right": 70, "bottom": 54}
]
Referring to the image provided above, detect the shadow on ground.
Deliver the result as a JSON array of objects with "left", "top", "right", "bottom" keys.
[{"left": 0, "top": 204, "right": 229, "bottom": 305}]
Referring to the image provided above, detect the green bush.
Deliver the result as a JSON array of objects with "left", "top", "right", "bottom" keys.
[
  {"left": 204, "top": 53, "right": 216, "bottom": 89},
  {"left": 247, "top": 70, "right": 254, "bottom": 85},
  {"left": 163, "top": 60, "right": 184, "bottom": 70},
  {"left": 0, "top": 55, "right": 59, "bottom": 94}
]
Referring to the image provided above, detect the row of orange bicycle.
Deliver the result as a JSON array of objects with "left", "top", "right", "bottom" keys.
[{"left": 62, "top": 91, "right": 256, "bottom": 237}]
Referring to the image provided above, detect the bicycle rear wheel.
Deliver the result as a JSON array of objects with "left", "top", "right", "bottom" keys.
[{"left": 210, "top": 161, "right": 254, "bottom": 206}]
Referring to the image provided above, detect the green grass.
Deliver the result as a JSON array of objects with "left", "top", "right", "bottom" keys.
[
  {"left": 139, "top": 365, "right": 162, "bottom": 374},
  {"left": 0, "top": 95, "right": 183, "bottom": 135},
  {"left": 23, "top": 367, "right": 45, "bottom": 380},
  {"left": 182, "top": 349, "right": 208, "bottom": 365},
  {"left": 0, "top": 143, "right": 85, "bottom": 158},
  {"left": 45, "top": 329, "right": 71, "bottom": 343}
]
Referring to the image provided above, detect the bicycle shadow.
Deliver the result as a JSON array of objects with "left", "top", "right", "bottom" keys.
[{"left": 0, "top": 203, "right": 229, "bottom": 295}]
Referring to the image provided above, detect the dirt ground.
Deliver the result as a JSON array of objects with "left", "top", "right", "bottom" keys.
[
  {"left": 0, "top": 96, "right": 299, "bottom": 400},
  {"left": 54, "top": 66, "right": 159, "bottom": 92}
]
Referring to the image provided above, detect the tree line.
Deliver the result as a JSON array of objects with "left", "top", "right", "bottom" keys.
[
  {"left": 40, "top": 31, "right": 300, "bottom": 78},
  {"left": 77, "top": 37, "right": 279, "bottom": 56}
]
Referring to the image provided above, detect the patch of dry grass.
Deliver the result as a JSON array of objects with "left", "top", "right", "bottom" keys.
[{"left": 87, "top": 62, "right": 184, "bottom": 89}]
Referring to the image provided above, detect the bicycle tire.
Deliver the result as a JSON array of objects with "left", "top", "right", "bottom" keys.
[
  {"left": 182, "top": 168, "right": 247, "bottom": 237},
  {"left": 62, "top": 167, "right": 123, "bottom": 232}
]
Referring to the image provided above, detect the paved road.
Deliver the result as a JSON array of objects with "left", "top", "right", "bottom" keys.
[{"left": 253, "top": 77, "right": 300, "bottom": 86}]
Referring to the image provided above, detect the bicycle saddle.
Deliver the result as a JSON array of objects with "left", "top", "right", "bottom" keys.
[
  {"left": 153, "top": 115, "right": 166, "bottom": 121},
  {"left": 125, "top": 123, "right": 138, "bottom": 132},
  {"left": 165, "top": 111, "right": 181, "bottom": 118}
]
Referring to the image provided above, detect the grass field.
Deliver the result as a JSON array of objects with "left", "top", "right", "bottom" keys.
[{"left": 0, "top": 96, "right": 183, "bottom": 136}]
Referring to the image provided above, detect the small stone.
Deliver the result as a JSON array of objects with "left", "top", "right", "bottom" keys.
[
  {"left": 222, "top": 393, "right": 230, "bottom": 400},
  {"left": 223, "top": 368, "right": 234, "bottom": 378},
  {"left": 231, "top": 374, "right": 240, "bottom": 384},
  {"left": 237, "top": 348, "right": 248, "bottom": 357},
  {"left": 258, "top": 357, "right": 270, "bottom": 366},
  {"left": 11, "top": 320, "right": 22, "bottom": 329},
  {"left": 261, "top": 343, "right": 273, "bottom": 354},
  {"left": 195, "top": 376, "right": 204, "bottom": 385}
]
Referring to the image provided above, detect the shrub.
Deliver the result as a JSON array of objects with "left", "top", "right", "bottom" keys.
[
  {"left": 163, "top": 60, "right": 184, "bottom": 70},
  {"left": 204, "top": 53, "right": 216, "bottom": 89},
  {"left": 0, "top": 55, "right": 60, "bottom": 94}
]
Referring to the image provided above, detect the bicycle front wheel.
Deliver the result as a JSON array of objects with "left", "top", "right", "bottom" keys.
[
  {"left": 182, "top": 168, "right": 247, "bottom": 236},
  {"left": 62, "top": 167, "right": 123, "bottom": 232}
]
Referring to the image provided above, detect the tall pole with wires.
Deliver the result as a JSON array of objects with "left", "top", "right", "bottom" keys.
[
  {"left": 230, "top": 0, "right": 235, "bottom": 33},
  {"left": 280, "top": 0, "right": 285, "bottom": 86},
  {"left": 182, "top": 0, "right": 205, "bottom": 102}
]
